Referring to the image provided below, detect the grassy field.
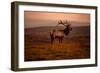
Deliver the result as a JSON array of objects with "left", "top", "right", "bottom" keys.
[{"left": 24, "top": 26, "right": 90, "bottom": 61}]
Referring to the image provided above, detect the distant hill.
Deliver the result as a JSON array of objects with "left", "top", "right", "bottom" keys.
[{"left": 25, "top": 26, "right": 90, "bottom": 37}]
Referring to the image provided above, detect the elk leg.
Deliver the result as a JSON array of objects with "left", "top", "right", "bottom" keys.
[
  {"left": 58, "top": 38, "right": 60, "bottom": 43},
  {"left": 59, "top": 37, "right": 63, "bottom": 43},
  {"left": 59, "top": 38, "right": 62, "bottom": 43},
  {"left": 50, "top": 34, "right": 54, "bottom": 44},
  {"left": 61, "top": 38, "right": 63, "bottom": 43},
  {"left": 51, "top": 39, "right": 53, "bottom": 44}
]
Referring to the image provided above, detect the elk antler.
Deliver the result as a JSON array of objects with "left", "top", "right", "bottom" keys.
[
  {"left": 58, "top": 20, "right": 63, "bottom": 24},
  {"left": 57, "top": 20, "right": 66, "bottom": 26},
  {"left": 64, "top": 20, "right": 71, "bottom": 26}
]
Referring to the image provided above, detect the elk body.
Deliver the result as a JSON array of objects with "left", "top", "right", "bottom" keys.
[{"left": 50, "top": 20, "right": 72, "bottom": 44}]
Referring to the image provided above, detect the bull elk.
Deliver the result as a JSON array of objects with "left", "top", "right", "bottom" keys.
[{"left": 50, "top": 20, "right": 72, "bottom": 44}]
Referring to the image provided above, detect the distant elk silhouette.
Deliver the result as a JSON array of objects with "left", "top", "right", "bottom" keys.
[{"left": 50, "top": 20, "right": 72, "bottom": 44}]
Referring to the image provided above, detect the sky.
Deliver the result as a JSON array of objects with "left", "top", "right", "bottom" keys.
[{"left": 24, "top": 11, "right": 90, "bottom": 28}]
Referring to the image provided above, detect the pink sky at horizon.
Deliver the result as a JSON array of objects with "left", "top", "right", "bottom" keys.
[{"left": 24, "top": 11, "right": 90, "bottom": 28}]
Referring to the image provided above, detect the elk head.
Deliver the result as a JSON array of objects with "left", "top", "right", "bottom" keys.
[{"left": 57, "top": 20, "right": 72, "bottom": 35}]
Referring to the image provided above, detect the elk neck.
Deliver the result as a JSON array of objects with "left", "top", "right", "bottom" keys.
[{"left": 63, "top": 27, "right": 70, "bottom": 35}]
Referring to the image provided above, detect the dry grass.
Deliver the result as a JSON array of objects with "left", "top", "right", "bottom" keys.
[
  {"left": 24, "top": 26, "right": 90, "bottom": 61},
  {"left": 25, "top": 42, "right": 90, "bottom": 61}
]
